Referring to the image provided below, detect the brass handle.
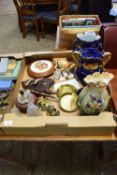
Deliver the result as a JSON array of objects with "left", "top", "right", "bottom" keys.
[
  {"left": 72, "top": 51, "right": 81, "bottom": 68},
  {"left": 102, "top": 52, "right": 112, "bottom": 67}
]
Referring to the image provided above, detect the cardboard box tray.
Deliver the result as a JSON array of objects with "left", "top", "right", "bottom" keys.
[{"left": 0, "top": 50, "right": 116, "bottom": 137}]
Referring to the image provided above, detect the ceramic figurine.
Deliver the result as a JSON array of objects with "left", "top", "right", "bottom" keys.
[
  {"left": 15, "top": 89, "right": 37, "bottom": 113},
  {"left": 53, "top": 58, "right": 74, "bottom": 81},
  {"left": 53, "top": 68, "right": 63, "bottom": 81},
  {"left": 38, "top": 96, "right": 50, "bottom": 111},
  {"left": 37, "top": 96, "right": 60, "bottom": 116},
  {"left": 53, "top": 68, "right": 74, "bottom": 81},
  {"left": 46, "top": 105, "right": 60, "bottom": 116},
  {"left": 72, "top": 31, "right": 111, "bottom": 82},
  {"left": 27, "top": 101, "right": 41, "bottom": 116},
  {"left": 77, "top": 72, "right": 114, "bottom": 115},
  {"left": 53, "top": 58, "right": 70, "bottom": 70}
]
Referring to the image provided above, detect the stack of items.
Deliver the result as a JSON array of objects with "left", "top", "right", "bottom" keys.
[
  {"left": 62, "top": 17, "right": 96, "bottom": 28},
  {"left": 0, "top": 57, "right": 21, "bottom": 113}
]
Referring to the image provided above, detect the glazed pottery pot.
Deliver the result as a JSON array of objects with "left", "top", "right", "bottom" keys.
[
  {"left": 77, "top": 84, "right": 110, "bottom": 115},
  {"left": 72, "top": 51, "right": 111, "bottom": 83},
  {"left": 72, "top": 32, "right": 111, "bottom": 82}
]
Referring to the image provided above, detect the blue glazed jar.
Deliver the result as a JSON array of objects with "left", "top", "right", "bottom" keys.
[
  {"left": 72, "top": 32, "right": 111, "bottom": 83},
  {"left": 72, "top": 51, "right": 111, "bottom": 83},
  {"left": 73, "top": 35, "right": 103, "bottom": 53}
]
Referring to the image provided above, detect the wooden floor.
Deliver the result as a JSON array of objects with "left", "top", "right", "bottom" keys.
[{"left": 0, "top": 0, "right": 16, "bottom": 16}]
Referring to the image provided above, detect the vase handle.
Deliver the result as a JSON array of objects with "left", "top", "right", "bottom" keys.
[
  {"left": 102, "top": 52, "right": 112, "bottom": 67},
  {"left": 72, "top": 51, "right": 81, "bottom": 68}
]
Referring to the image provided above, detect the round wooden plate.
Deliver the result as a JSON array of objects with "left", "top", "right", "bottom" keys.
[{"left": 27, "top": 60, "right": 55, "bottom": 78}]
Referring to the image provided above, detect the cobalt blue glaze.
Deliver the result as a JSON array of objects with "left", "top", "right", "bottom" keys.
[{"left": 73, "top": 34, "right": 105, "bottom": 83}]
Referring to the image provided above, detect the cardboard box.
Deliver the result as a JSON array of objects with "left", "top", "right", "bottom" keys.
[
  {"left": 0, "top": 50, "right": 116, "bottom": 137},
  {"left": 59, "top": 15, "right": 102, "bottom": 49},
  {"left": 1, "top": 112, "right": 116, "bottom": 136}
]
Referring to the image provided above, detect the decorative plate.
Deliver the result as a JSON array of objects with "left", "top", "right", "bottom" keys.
[{"left": 27, "top": 60, "right": 55, "bottom": 78}]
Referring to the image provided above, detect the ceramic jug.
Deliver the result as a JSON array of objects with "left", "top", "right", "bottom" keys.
[
  {"left": 77, "top": 72, "right": 114, "bottom": 115},
  {"left": 78, "top": 84, "right": 110, "bottom": 115}
]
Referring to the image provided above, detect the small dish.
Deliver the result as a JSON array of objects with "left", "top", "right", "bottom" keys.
[
  {"left": 59, "top": 93, "right": 78, "bottom": 112},
  {"left": 27, "top": 60, "right": 55, "bottom": 78}
]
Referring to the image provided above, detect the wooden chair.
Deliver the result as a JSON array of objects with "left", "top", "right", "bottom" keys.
[
  {"left": 37, "top": 0, "right": 69, "bottom": 37},
  {"left": 70, "top": 0, "right": 81, "bottom": 14},
  {"left": 102, "top": 24, "right": 117, "bottom": 68},
  {"left": 13, "top": 0, "right": 22, "bottom": 31},
  {"left": 13, "top": 0, "right": 44, "bottom": 41}
]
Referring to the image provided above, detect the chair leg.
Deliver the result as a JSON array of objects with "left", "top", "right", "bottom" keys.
[
  {"left": 18, "top": 14, "right": 22, "bottom": 33},
  {"left": 41, "top": 20, "right": 45, "bottom": 38},
  {"left": 21, "top": 20, "right": 26, "bottom": 39},
  {"left": 34, "top": 20, "right": 40, "bottom": 41}
]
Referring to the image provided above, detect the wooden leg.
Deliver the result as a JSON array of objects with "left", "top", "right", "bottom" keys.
[
  {"left": 35, "top": 20, "right": 40, "bottom": 41},
  {"left": 41, "top": 20, "right": 45, "bottom": 38},
  {"left": 18, "top": 14, "right": 22, "bottom": 33},
  {"left": 21, "top": 20, "right": 26, "bottom": 39}
]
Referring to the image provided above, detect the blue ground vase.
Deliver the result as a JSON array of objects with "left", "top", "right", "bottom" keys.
[{"left": 72, "top": 32, "right": 111, "bottom": 83}]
